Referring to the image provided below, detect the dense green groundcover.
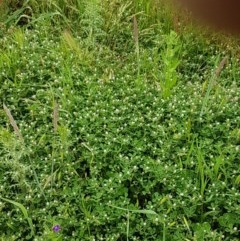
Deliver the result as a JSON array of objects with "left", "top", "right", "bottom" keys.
[{"left": 0, "top": 0, "right": 240, "bottom": 240}]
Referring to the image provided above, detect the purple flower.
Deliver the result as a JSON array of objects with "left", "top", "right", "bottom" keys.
[{"left": 52, "top": 224, "right": 61, "bottom": 232}]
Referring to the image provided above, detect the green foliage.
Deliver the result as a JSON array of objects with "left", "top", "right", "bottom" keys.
[
  {"left": 0, "top": 0, "right": 240, "bottom": 240},
  {"left": 160, "top": 30, "right": 181, "bottom": 98}
]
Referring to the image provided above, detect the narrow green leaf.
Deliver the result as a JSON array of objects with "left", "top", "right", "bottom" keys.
[
  {"left": 128, "top": 209, "right": 158, "bottom": 215},
  {"left": 109, "top": 205, "right": 158, "bottom": 215},
  {"left": 0, "top": 197, "right": 34, "bottom": 237}
]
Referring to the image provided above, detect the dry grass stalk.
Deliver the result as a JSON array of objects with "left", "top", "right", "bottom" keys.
[
  {"left": 133, "top": 15, "right": 139, "bottom": 44},
  {"left": 3, "top": 103, "right": 24, "bottom": 143},
  {"left": 213, "top": 56, "right": 228, "bottom": 85},
  {"left": 173, "top": 13, "right": 180, "bottom": 34}
]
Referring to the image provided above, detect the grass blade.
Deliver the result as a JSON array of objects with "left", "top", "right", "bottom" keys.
[
  {"left": 200, "top": 56, "right": 228, "bottom": 117},
  {"left": 132, "top": 14, "right": 140, "bottom": 78},
  {"left": 0, "top": 197, "right": 35, "bottom": 237},
  {"left": 109, "top": 204, "right": 158, "bottom": 215},
  {"left": 129, "top": 209, "right": 158, "bottom": 215},
  {"left": 53, "top": 100, "right": 59, "bottom": 133}
]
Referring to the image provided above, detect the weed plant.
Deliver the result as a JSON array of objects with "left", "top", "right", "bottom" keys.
[{"left": 0, "top": 0, "right": 239, "bottom": 240}]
